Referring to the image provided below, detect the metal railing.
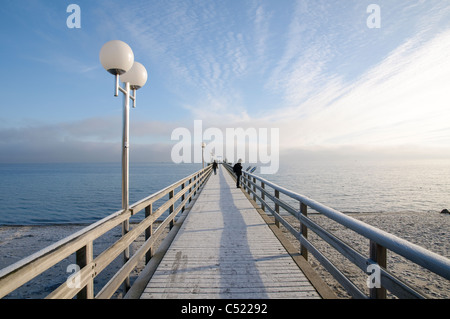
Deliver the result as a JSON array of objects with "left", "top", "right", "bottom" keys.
[
  {"left": 0, "top": 165, "right": 212, "bottom": 299},
  {"left": 223, "top": 163, "right": 450, "bottom": 299}
]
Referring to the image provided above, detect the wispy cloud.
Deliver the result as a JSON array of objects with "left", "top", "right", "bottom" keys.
[
  {"left": 276, "top": 28, "right": 450, "bottom": 149},
  {"left": 23, "top": 54, "right": 99, "bottom": 74},
  {"left": 238, "top": 1, "right": 450, "bottom": 153},
  {"left": 105, "top": 1, "right": 259, "bottom": 117}
]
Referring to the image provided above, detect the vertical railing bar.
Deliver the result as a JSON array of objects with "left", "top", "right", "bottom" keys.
[
  {"left": 370, "top": 241, "right": 387, "bottom": 299},
  {"left": 193, "top": 175, "right": 197, "bottom": 196},
  {"left": 181, "top": 183, "right": 185, "bottom": 212},
  {"left": 261, "top": 181, "right": 265, "bottom": 212},
  {"left": 75, "top": 242, "right": 94, "bottom": 299},
  {"left": 145, "top": 204, "right": 153, "bottom": 264},
  {"left": 252, "top": 177, "right": 256, "bottom": 201},
  {"left": 188, "top": 178, "right": 192, "bottom": 203},
  {"left": 275, "top": 190, "right": 280, "bottom": 228},
  {"left": 169, "top": 190, "right": 174, "bottom": 229},
  {"left": 300, "top": 202, "right": 308, "bottom": 261},
  {"left": 122, "top": 218, "right": 130, "bottom": 293}
]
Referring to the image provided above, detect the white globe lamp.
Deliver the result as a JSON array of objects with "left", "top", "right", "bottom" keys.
[
  {"left": 121, "top": 62, "right": 148, "bottom": 90},
  {"left": 99, "top": 40, "right": 134, "bottom": 75}
]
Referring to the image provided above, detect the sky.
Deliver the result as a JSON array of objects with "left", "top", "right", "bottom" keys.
[{"left": 1, "top": 0, "right": 450, "bottom": 164}]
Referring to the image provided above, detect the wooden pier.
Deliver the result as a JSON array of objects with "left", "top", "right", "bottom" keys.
[
  {"left": 1, "top": 163, "right": 449, "bottom": 299},
  {"left": 140, "top": 166, "right": 321, "bottom": 299}
]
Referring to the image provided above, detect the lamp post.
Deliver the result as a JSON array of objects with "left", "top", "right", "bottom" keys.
[
  {"left": 202, "top": 142, "right": 206, "bottom": 169},
  {"left": 100, "top": 40, "right": 148, "bottom": 292},
  {"left": 100, "top": 40, "right": 148, "bottom": 211}
]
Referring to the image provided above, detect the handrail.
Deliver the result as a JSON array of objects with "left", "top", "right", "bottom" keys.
[
  {"left": 223, "top": 163, "right": 450, "bottom": 299},
  {"left": 0, "top": 165, "right": 212, "bottom": 299}
]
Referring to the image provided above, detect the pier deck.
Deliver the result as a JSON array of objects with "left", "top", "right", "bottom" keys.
[{"left": 140, "top": 166, "right": 321, "bottom": 299}]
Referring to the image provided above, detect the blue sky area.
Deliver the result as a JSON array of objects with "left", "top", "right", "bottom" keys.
[{"left": 1, "top": 1, "right": 450, "bottom": 163}]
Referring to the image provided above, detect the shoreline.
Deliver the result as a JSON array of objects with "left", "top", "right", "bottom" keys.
[{"left": 0, "top": 212, "right": 449, "bottom": 299}]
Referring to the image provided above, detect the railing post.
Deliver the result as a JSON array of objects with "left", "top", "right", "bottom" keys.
[
  {"left": 169, "top": 190, "right": 174, "bottom": 229},
  {"left": 252, "top": 177, "right": 256, "bottom": 201},
  {"left": 193, "top": 175, "right": 197, "bottom": 196},
  {"left": 261, "top": 182, "right": 265, "bottom": 212},
  {"left": 181, "top": 183, "right": 185, "bottom": 212},
  {"left": 369, "top": 241, "right": 387, "bottom": 299},
  {"left": 188, "top": 178, "right": 192, "bottom": 202},
  {"left": 145, "top": 204, "right": 153, "bottom": 264},
  {"left": 76, "top": 242, "right": 94, "bottom": 299},
  {"left": 300, "top": 202, "right": 308, "bottom": 261},
  {"left": 274, "top": 190, "right": 280, "bottom": 228},
  {"left": 201, "top": 168, "right": 206, "bottom": 185},
  {"left": 122, "top": 218, "right": 130, "bottom": 293}
]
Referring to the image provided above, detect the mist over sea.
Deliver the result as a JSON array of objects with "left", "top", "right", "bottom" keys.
[{"left": 0, "top": 159, "right": 449, "bottom": 225}]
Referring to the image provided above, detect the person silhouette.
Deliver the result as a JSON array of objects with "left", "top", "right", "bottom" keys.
[
  {"left": 212, "top": 160, "right": 218, "bottom": 175},
  {"left": 233, "top": 159, "right": 243, "bottom": 188}
]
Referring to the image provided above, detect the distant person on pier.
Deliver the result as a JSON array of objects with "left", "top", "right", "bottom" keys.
[
  {"left": 233, "top": 159, "right": 243, "bottom": 188},
  {"left": 212, "top": 160, "right": 218, "bottom": 175}
]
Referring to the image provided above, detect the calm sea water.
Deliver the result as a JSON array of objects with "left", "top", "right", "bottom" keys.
[
  {"left": 0, "top": 162, "right": 202, "bottom": 225},
  {"left": 269, "top": 159, "right": 450, "bottom": 215},
  {"left": 0, "top": 160, "right": 449, "bottom": 225}
]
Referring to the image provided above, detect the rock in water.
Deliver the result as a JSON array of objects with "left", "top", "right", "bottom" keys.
[{"left": 440, "top": 209, "right": 450, "bottom": 214}]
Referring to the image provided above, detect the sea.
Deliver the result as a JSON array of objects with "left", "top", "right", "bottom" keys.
[{"left": 0, "top": 160, "right": 449, "bottom": 226}]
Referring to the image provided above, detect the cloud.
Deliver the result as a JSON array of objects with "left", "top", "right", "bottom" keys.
[
  {"left": 228, "top": 1, "right": 450, "bottom": 155},
  {"left": 0, "top": 117, "right": 180, "bottom": 163},
  {"left": 252, "top": 3, "right": 271, "bottom": 66},
  {"left": 104, "top": 1, "right": 260, "bottom": 117},
  {"left": 165, "top": 1, "right": 450, "bottom": 157},
  {"left": 4, "top": 1, "right": 450, "bottom": 163},
  {"left": 275, "top": 28, "right": 450, "bottom": 150}
]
